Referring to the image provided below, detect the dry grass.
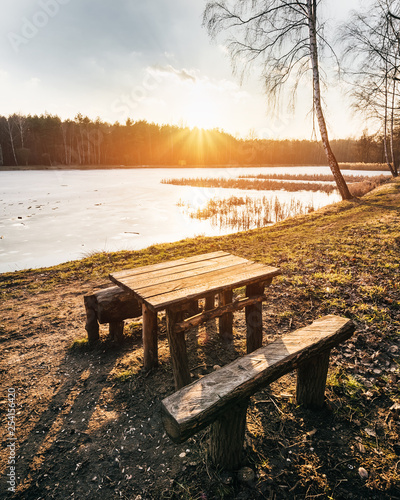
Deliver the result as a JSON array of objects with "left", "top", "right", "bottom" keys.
[
  {"left": 162, "top": 173, "right": 390, "bottom": 196},
  {"left": 161, "top": 176, "right": 338, "bottom": 193},
  {"left": 188, "top": 195, "right": 315, "bottom": 231}
]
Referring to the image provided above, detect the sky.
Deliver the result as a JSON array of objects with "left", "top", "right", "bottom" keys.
[{"left": 0, "top": 0, "right": 367, "bottom": 140}]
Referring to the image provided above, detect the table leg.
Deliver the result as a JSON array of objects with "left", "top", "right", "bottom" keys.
[
  {"left": 188, "top": 299, "right": 200, "bottom": 316},
  {"left": 218, "top": 290, "right": 233, "bottom": 341},
  {"left": 205, "top": 294, "right": 215, "bottom": 311},
  {"left": 245, "top": 282, "right": 265, "bottom": 353},
  {"left": 166, "top": 307, "right": 191, "bottom": 390},
  {"left": 142, "top": 304, "right": 158, "bottom": 371}
]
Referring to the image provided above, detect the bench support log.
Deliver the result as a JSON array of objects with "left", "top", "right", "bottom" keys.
[
  {"left": 109, "top": 321, "right": 124, "bottom": 343},
  {"left": 245, "top": 282, "right": 265, "bottom": 353},
  {"left": 84, "top": 287, "right": 142, "bottom": 342},
  {"left": 84, "top": 296, "right": 100, "bottom": 342},
  {"left": 209, "top": 398, "right": 249, "bottom": 469},
  {"left": 296, "top": 349, "right": 331, "bottom": 409},
  {"left": 166, "top": 308, "right": 191, "bottom": 390},
  {"left": 142, "top": 304, "right": 158, "bottom": 371},
  {"left": 218, "top": 290, "right": 233, "bottom": 341}
]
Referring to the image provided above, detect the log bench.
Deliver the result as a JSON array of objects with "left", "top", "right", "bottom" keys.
[
  {"left": 84, "top": 286, "right": 141, "bottom": 342},
  {"left": 161, "top": 315, "right": 355, "bottom": 469}
]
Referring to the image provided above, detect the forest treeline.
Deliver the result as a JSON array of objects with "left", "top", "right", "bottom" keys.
[{"left": 0, "top": 113, "right": 393, "bottom": 167}]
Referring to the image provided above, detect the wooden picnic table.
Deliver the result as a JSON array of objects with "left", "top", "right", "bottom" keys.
[{"left": 110, "top": 251, "right": 281, "bottom": 389}]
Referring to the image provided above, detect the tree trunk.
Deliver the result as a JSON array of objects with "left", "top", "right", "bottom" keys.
[
  {"left": 7, "top": 118, "right": 18, "bottom": 166},
  {"left": 390, "top": 64, "right": 399, "bottom": 177},
  {"left": 307, "top": 0, "right": 352, "bottom": 200},
  {"left": 383, "top": 65, "right": 396, "bottom": 176}
]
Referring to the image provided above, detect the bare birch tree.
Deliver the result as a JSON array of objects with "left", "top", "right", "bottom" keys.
[
  {"left": 341, "top": 0, "right": 399, "bottom": 177},
  {"left": 203, "top": 0, "right": 352, "bottom": 199},
  {"left": 6, "top": 116, "right": 18, "bottom": 166}
]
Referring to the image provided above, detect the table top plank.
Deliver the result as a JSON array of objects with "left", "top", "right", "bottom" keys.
[
  {"left": 140, "top": 264, "right": 281, "bottom": 311},
  {"left": 109, "top": 252, "right": 280, "bottom": 312},
  {"left": 111, "top": 251, "right": 230, "bottom": 281},
  {"left": 111, "top": 254, "right": 250, "bottom": 291},
  {"left": 137, "top": 261, "right": 270, "bottom": 299}
]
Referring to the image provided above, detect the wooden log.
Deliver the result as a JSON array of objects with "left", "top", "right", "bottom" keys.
[
  {"left": 209, "top": 398, "right": 249, "bottom": 470},
  {"left": 218, "top": 290, "right": 233, "bottom": 341},
  {"left": 109, "top": 321, "right": 124, "bottom": 343},
  {"left": 296, "top": 349, "right": 331, "bottom": 409},
  {"left": 90, "top": 286, "right": 142, "bottom": 324},
  {"left": 142, "top": 304, "right": 158, "bottom": 371},
  {"left": 161, "top": 315, "right": 354, "bottom": 443},
  {"left": 174, "top": 295, "right": 267, "bottom": 333},
  {"left": 245, "top": 282, "right": 265, "bottom": 353},
  {"left": 84, "top": 295, "right": 100, "bottom": 342},
  {"left": 166, "top": 307, "right": 191, "bottom": 390},
  {"left": 205, "top": 294, "right": 215, "bottom": 311},
  {"left": 187, "top": 299, "right": 200, "bottom": 316}
]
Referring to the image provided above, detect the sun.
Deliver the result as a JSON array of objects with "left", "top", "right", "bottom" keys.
[{"left": 185, "top": 85, "right": 219, "bottom": 130}]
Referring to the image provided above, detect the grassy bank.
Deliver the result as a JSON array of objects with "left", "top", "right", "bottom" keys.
[{"left": 1, "top": 179, "right": 400, "bottom": 499}]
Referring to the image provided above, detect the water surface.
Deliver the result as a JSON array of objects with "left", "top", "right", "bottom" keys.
[{"left": 0, "top": 166, "right": 383, "bottom": 272}]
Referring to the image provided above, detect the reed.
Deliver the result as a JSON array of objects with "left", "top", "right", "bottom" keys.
[
  {"left": 238, "top": 173, "right": 390, "bottom": 183},
  {"left": 189, "top": 195, "right": 315, "bottom": 231},
  {"left": 162, "top": 176, "right": 337, "bottom": 193}
]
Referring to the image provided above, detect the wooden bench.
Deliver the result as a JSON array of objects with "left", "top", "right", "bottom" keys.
[
  {"left": 161, "top": 315, "right": 355, "bottom": 469},
  {"left": 84, "top": 286, "right": 141, "bottom": 342}
]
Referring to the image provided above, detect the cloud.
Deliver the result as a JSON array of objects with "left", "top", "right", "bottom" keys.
[
  {"left": 26, "top": 76, "right": 40, "bottom": 86},
  {"left": 148, "top": 64, "right": 197, "bottom": 83}
]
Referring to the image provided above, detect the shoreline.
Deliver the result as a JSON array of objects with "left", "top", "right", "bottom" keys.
[{"left": 0, "top": 162, "right": 391, "bottom": 171}]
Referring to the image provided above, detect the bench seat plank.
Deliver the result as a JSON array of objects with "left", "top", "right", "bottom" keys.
[{"left": 161, "top": 315, "right": 354, "bottom": 443}]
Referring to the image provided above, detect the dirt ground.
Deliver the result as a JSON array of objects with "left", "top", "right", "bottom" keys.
[
  {"left": 0, "top": 280, "right": 398, "bottom": 499},
  {"left": 1, "top": 180, "right": 400, "bottom": 499}
]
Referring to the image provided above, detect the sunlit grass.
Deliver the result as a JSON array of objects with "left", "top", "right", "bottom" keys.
[
  {"left": 113, "top": 368, "right": 140, "bottom": 383},
  {"left": 69, "top": 337, "right": 89, "bottom": 351}
]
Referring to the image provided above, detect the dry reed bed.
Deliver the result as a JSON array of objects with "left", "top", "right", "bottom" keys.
[
  {"left": 162, "top": 174, "right": 389, "bottom": 194},
  {"left": 189, "top": 195, "right": 314, "bottom": 231},
  {"left": 162, "top": 176, "right": 337, "bottom": 193},
  {"left": 238, "top": 173, "right": 390, "bottom": 183}
]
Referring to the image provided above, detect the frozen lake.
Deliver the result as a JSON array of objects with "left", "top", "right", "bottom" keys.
[{"left": 0, "top": 166, "right": 383, "bottom": 273}]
